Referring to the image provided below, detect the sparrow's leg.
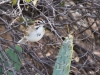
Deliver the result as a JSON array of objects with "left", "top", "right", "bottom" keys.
[
  {"left": 27, "top": 41, "right": 31, "bottom": 50},
  {"left": 37, "top": 42, "right": 43, "bottom": 50}
]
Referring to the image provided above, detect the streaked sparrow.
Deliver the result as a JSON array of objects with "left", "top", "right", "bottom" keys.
[{"left": 18, "top": 18, "right": 45, "bottom": 45}]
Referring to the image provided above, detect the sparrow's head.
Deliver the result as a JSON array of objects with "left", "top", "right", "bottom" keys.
[
  {"left": 34, "top": 18, "right": 45, "bottom": 26},
  {"left": 34, "top": 18, "right": 45, "bottom": 30}
]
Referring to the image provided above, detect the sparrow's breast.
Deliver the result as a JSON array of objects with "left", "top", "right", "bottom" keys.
[{"left": 26, "top": 27, "right": 45, "bottom": 42}]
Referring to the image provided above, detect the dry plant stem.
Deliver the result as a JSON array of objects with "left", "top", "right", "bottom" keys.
[{"left": 0, "top": 0, "right": 10, "bottom": 5}]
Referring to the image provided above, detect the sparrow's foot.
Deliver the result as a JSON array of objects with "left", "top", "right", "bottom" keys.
[{"left": 37, "top": 42, "right": 43, "bottom": 50}]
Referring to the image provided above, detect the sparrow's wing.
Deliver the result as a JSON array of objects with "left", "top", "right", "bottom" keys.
[{"left": 24, "top": 25, "right": 36, "bottom": 36}]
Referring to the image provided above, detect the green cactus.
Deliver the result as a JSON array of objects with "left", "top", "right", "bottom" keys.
[
  {"left": 24, "top": 0, "right": 31, "bottom": 3},
  {"left": 52, "top": 35, "right": 73, "bottom": 75},
  {"left": 12, "top": 0, "right": 17, "bottom": 5},
  {"left": 0, "top": 45, "right": 22, "bottom": 75}
]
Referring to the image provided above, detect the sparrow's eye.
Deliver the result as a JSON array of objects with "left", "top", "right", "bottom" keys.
[{"left": 37, "top": 20, "right": 45, "bottom": 24}]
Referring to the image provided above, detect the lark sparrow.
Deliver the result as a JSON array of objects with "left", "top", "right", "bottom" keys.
[{"left": 18, "top": 18, "right": 45, "bottom": 44}]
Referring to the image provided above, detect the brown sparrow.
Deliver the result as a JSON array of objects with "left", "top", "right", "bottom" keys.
[{"left": 18, "top": 18, "right": 45, "bottom": 44}]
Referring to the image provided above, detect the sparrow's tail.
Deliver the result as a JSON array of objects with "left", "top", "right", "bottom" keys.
[{"left": 18, "top": 37, "right": 27, "bottom": 44}]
